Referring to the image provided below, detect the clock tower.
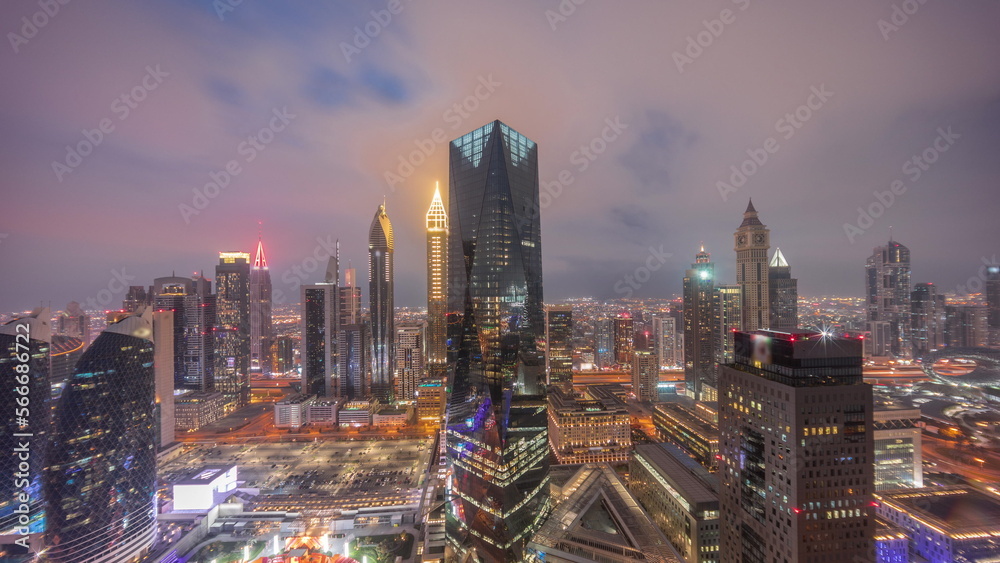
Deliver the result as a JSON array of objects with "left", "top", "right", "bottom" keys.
[{"left": 734, "top": 199, "right": 770, "bottom": 331}]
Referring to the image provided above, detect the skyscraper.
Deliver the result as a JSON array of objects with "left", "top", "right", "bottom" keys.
[
  {"left": 865, "top": 238, "right": 912, "bottom": 358},
  {"left": 215, "top": 251, "right": 251, "bottom": 411},
  {"left": 0, "top": 308, "right": 50, "bottom": 560},
  {"left": 987, "top": 265, "right": 1000, "bottom": 347},
  {"left": 718, "top": 330, "right": 874, "bottom": 562},
  {"left": 45, "top": 309, "right": 158, "bottom": 563},
  {"left": 445, "top": 120, "right": 549, "bottom": 561},
  {"left": 152, "top": 310, "right": 175, "bottom": 450},
  {"left": 395, "top": 321, "right": 426, "bottom": 401},
  {"left": 734, "top": 199, "right": 770, "bottom": 331},
  {"left": 340, "top": 267, "right": 362, "bottom": 325},
  {"left": 911, "top": 282, "right": 945, "bottom": 358},
  {"left": 338, "top": 323, "right": 370, "bottom": 400},
  {"left": 632, "top": 350, "right": 659, "bottom": 402},
  {"left": 369, "top": 203, "right": 395, "bottom": 403},
  {"left": 684, "top": 246, "right": 715, "bottom": 400},
  {"left": 767, "top": 247, "right": 798, "bottom": 330},
  {"left": 426, "top": 183, "right": 449, "bottom": 366},
  {"left": 714, "top": 283, "right": 742, "bottom": 396},
  {"left": 302, "top": 262, "right": 339, "bottom": 398},
  {"left": 944, "top": 304, "right": 989, "bottom": 347},
  {"left": 249, "top": 232, "right": 273, "bottom": 375},
  {"left": 594, "top": 318, "right": 614, "bottom": 370},
  {"left": 153, "top": 275, "right": 216, "bottom": 391},
  {"left": 652, "top": 314, "right": 680, "bottom": 368},
  {"left": 545, "top": 305, "right": 574, "bottom": 392},
  {"left": 56, "top": 301, "right": 89, "bottom": 344},
  {"left": 613, "top": 314, "right": 635, "bottom": 366}
]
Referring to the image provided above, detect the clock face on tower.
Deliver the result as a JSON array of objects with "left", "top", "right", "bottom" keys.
[
  {"left": 737, "top": 235, "right": 747, "bottom": 246},
  {"left": 753, "top": 233, "right": 766, "bottom": 245}
]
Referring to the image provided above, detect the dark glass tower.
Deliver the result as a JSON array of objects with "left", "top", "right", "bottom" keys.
[
  {"left": 153, "top": 275, "right": 216, "bottom": 391},
  {"left": 767, "top": 247, "right": 798, "bottom": 331},
  {"left": 301, "top": 257, "right": 339, "bottom": 399},
  {"left": 445, "top": 120, "right": 549, "bottom": 561},
  {"left": 683, "top": 246, "right": 715, "bottom": 400},
  {"left": 369, "top": 204, "right": 395, "bottom": 403},
  {"left": 249, "top": 233, "right": 273, "bottom": 375},
  {"left": 911, "top": 282, "right": 944, "bottom": 358},
  {"left": 0, "top": 308, "right": 50, "bottom": 561},
  {"left": 865, "top": 239, "right": 912, "bottom": 358},
  {"left": 215, "top": 251, "right": 251, "bottom": 411},
  {"left": 44, "top": 310, "right": 158, "bottom": 563}
]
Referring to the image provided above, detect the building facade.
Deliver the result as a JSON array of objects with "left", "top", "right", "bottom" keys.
[
  {"left": 633, "top": 350, "right": 659, "bottom": 402},
  {"left": 873, "top": 407, "right": 923, "bottom": 490},
  {"left": 911, "top": 282, "right": 945, "bottom": 358},
  {"left": 547, "top": 385, "right": 631, "bottom": 465},
  {"left": 369, "top": 203, "right": 395, "bottom": 403},
  {"left": 174, "top": 391, "right": 226, "bottom": 431},
  {"left": 395, "top": 321, "right": 426, "bottom": 401},
  {"left": 734, "top": 200, "right": 770, "bottom": 332},
  {"left": 249, "top": 234, "right": 273, "bottom": 374},
  {"left": 215, "top": 251, "right": 251, "bottom": 411},
  {"left": 545, "top": 305, "right": 574, "bottom": 392},
  {"left": 684, "top": 246, "right": 716, "bottom": 400},
  {"left": 767, "top": 248, "right": 798, "bottom": 331},
  {"left": 426, "top": 183, "right": 449, "bottom": 365},
  {"left": 866, "top": 239, "right": 912, "bottom": 358},
  {"left": 301, "top": 278, "right": 338, "bottom": 398}
]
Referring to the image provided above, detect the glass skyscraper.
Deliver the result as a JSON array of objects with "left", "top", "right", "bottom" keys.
[
  {"left": 369, "top": 203, "right": 395, "bottom": 402},
  {"left": 44, "top": 309, "right": 158, "bottom": 563},
  {"left": 865, "top": 239, "right": 912, "bottom": 358},
  {"left": 445, "top": 120, "right": 549, "bottom": 561},
  {"left": 215, "top": 251, "right": 251, "bottom": 411},
  {"left": 249, "top": 233, "right": 273, "bottom": 375},
  {"left": 684, "top": 246, "right": 715, "bottom": 400}
]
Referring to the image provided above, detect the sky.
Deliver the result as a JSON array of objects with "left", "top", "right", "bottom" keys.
[{"left": 1, "top": 0, "right": 999, "bottom": 312}]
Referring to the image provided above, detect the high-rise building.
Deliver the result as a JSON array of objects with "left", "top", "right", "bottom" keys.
[
  {"left": 426, "top": 183, "right": 449, "bottom": 365},
  {"left": 718, "top": 330, "right": 875, "bottom": 562},
  {"left": 123, "top": 285, "right": 152, "bottom": 312},
  {"left": 734, "top": 200, "right": 770, "bottom": 332},
  {"left": 714, "top": 284, "right": 741, "bottom": 391},
  {"left": 249, "top": 233, "right": 273, "bottom": 374},
  {"left": 269, "top": 335, "right": 296, "bottom": 375},
  {"left": 395, "top": 321, "right": 426, "bottom": 401},
  {"left": 45, "top": 310, "right": 158, "bottom": 563},
  {"left": 767, "top": 247, "right": 798, "bottom": 331},
  {"left": 944, "top": 304, "right": 988, "bottom": 347},
  {"left": 56, "top": 301, "right": 89, "bottom": 344},
  {"left": 652, "top": 314, "right": 680, "bottom": 368},
  {"left": 215, "top": 251, "right": 251, "bottom": 411},
  {"left": 866, "top": 238, "right": 912, "bottom": 358},
  {"left": 302, "top": 276, "right": 338, "bottom": 398},
  {"left": 445, "top": 120, "right": 549, "bottom": 561},
  {"left": 684, "top": 246, "right": 715, "bottom": 400},
  {"left": 873, "top": 406, "right": 923, "bottom": 490},
  {"left": 545, "top": 305, "right": 574, "bottom": 392},
  {"left": 632, "top": 350, "right": 659, "bottom": 402},
  {"left": 0, "top": 308, "right": 50, "bottom": 560},
  {"left": 154, "top": 275, "right": 216, "bottom": 391},
  {"left": 49, "top": 334, "right": 83, "bottom": 402},
  {"left": 911, "top": 282, "right": 945, "bottom": 358},
  {"left": 152, "top": 310, "right": 175, "bottom": 449},
  {"left": 595, "top": 318, "right": 614, "bottom": 369},
  {"left": 369, "top": 203, "right": 395, "bottom": 403},
  {"left": 988, "top": 265, "right": 1000, "bottom": 347},
  {"left": 338, "top": 323, "right": 370, "bottom": 400},
  {"left": 613, "top": 314, "right": 635, "bottom": 366},
  {"left": 339, "top": 267, "right": 362, "bottom": 325},
  {"left": 547, "top": 385, "right": 631, "bottom": 465}
]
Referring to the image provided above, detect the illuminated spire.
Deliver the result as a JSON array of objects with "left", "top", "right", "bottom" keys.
[
  {"left": 253, "top": 228, "right": 268, "bottom": 270},
  {"left": 426, "top": 181, "right": 448, "bottom": 230},
  {"left": 695, "top": 244, "right": 710, "bottom": 264},
  {"left": 770, "top": 247, "right": 789, "bottom": 268}
]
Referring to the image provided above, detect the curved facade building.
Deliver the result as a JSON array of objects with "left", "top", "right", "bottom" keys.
[
  {"left": 0, "top": 308, "right": 50, "bottom": 561},
  {"left": 369, "top": 203, "right": 395, "bottom": 402},
  {"left": 44, "top": 310, "right": 157, "bottom": 563},
  {"left": 446, "top": 121, "right": 549, "bottom": 561}
]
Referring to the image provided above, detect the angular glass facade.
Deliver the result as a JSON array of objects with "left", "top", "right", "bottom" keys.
[
  {"left": 0, "top": 309, "right": 50, "bottom": 561},
  {"left": 445, "top": 120, "right": 550, "bottom": 561},
  {"left": 44, "top": 312, "right": 157, "bottom": 563},
  {"left": 215, "top": 252, "right": 251, "bottom": 410},
  {"left": 369, "top": 204, "right": 395, "bottom": 402}
]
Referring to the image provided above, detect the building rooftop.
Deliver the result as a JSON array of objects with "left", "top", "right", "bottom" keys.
[
  {"left": 633, "top": 443, "right": 718, "bottom": 507},
  {"left": 175, "top": 464, "right": 236, "bottom": 486},
  {"left": 878, "top": 486, "right": 1000, "bottom": 534}
]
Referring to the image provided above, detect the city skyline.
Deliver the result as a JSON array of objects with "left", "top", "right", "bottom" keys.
[{"left": 3, "top": 2, "right": 1000, "bottom": 313}]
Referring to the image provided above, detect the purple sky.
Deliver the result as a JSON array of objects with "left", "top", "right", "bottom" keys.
[{"left": 2, "top": 1, "right": 999, "bottom": 312}]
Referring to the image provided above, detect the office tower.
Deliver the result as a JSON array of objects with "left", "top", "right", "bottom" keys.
[
  {"left": 911, "top": 282, "right": 945, "bottom": 358},
  {"left": 873, "top": 407, "right": 923, "bottom": 490},
  {"left": 734, "top": 200, "right": 770, "bottom": 331},
  {"left": 48, "top": 334, "right": 83, "bottom": 402},
  {"left": 714, "top": 283, "right": 741, "bottom": 391},
  {"left": 445, "top": 120, "right": 549, "bottom": 561},
  {"left": 338, "top": 323, "right": 370, "bottom": 400},
  {"left": 301, "top": 260, "right": 338, "bottom": 398},
  {"left": 56, "top": 301, "right": 89, "bottom": 344},
  {"left": 613, "top": 314, "right": 635, "bottom": 365},
  {"left": 249, "top": 233, "right": 273, "bottom": 374},
  {"left": 989, "top": 265, "right": 1000, "bottom": 346},
  {"left": 652, "top": 314, "right": 680, "bottom": 368},
  {"left": 153, "top": 275, "right": 216, "bottom": 391},
  {"left": 865, "top": 238, "right": 912, "bottom": 358},
  {"left": 45, "top": 309, "right": 158, "bottom": 563},
  {"left": 416, "top": 377, "right": 447, "bottom": 426},
  {"left": 718, "top": 330, "right": 874, "bottom": 562},
  {"left": 632, "top": 350, "right": 659, "bottom": 402},
  {"left": 339, "top": 267, "right": 362, "bottom": 325},
  {"left": 269, "top": 335, "right": 295, "bottom": 374},
  {"left": 395, "top": 321, "right": 426, "bottom": 401},
  {"left": 426, "top": 183, "right": 449, "bottom": 365},
  {"left": 595, "top": 318, "right": 614, "bottom": 369},
  {"left": 123, "top": 285, "right": 152, "bottom": 312},
  {"left": 684, "top": 246, "right": 715, "bottom": 400},
  {"left": 767, "top": 247, "right": 798, "bottom": 330},
  {"left": 653, "top": 401, "right": 720, "bottom": 470},
  {"left": 369, "top": 203, "right": 395, "bottom": 403},
  {"left": 545, "top": 305, "right": 574, "bottom": 392},
  {"left": 547, "top": 385, "right": 631, "bottom": 464},
  {"left": 0, "top": 308, "right": 50, "bottom": 560},
  {"left": 215, "top": 251, "right": 251, "bottom": 411},
  {"left": 944, "top": 304, "right": 989, "bottom": 347},
  {"left": 631, "top": 443, "right": 720, "bottom": 563},
  {"left": 152, "top": 310, "right": 175, "bottom": 449}
]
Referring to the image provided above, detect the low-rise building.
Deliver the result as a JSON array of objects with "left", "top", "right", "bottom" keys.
[
  {"left": 373, "top": 407, "right": 411, "bottom": 427},
  {"left": 339, "top": 399, "right": 377, "bottom": 427},
  {"left": 547, "top": 384, "right": 631, "bottom": 465},
  {"left": 416, "top": 376, "right": 446, "bottom": 426},
  {"left": 273, "top": 394, "right": 315, "bottom": 429},
  {"left": 873, "top": 406, "right": 923, "bottom": 490},
  {"left": 652, "top": 400, "right": 719, "bottom": 470},
  {"left": 174, "top": 391, "right": 226, "bottom": 432}
]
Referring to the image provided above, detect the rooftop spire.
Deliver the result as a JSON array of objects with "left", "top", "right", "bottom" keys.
[
  {"left": 770, "top": 247, "right": 789, "bottom": 268},
  {"left": 426, "top": 181, "right": 448, "bottom": 230},
  {"left": 745, "top": 198, "right": 757, "bottom": 214},
  {"left": 253, "top": 226, "right": 268, "bottom": 269}
]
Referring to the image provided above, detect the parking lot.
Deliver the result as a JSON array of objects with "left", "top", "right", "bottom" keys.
[{"left": 160, "top": 438, "right": 433, "bottom": 499}]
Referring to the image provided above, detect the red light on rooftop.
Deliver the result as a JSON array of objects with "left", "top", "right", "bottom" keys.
[
  {"left": 792, "top": 507, "right": 802, "bottom": 514},
  {"left": 869, "top": 501, "right": 880, "bottom": 507}
]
